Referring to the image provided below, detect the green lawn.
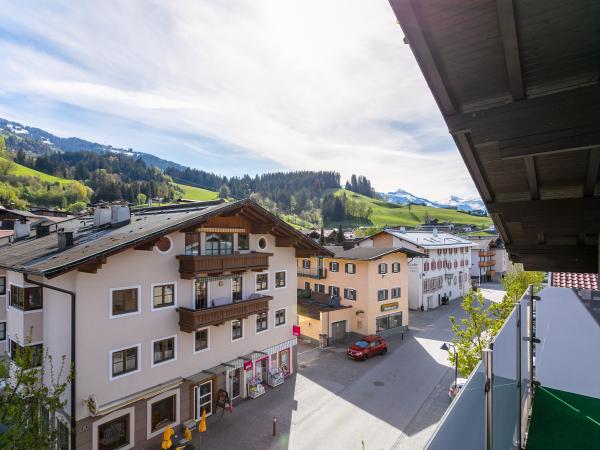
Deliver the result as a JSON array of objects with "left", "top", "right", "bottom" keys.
[
  {"left": 328, "top": 189, "right": 492, "bottom": 228},
  {"left": 174, "top": 183, "right": 219, "bottom": 201},
  {"left": 2, "top": 158, "right": 73, "bottom": 185}
]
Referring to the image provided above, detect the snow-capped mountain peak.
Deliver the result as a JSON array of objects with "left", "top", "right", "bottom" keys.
[{"left": 381, "top": 189, "right": 486, "bottom": 213}]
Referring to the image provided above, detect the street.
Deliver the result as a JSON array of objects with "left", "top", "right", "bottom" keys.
[{"left": 193, "top": 283, "right": 505, "bottom": 450}]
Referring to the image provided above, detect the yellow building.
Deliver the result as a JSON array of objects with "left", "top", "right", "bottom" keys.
[{"left": 296, "top": 246, "right": 424, "bottom": 344}]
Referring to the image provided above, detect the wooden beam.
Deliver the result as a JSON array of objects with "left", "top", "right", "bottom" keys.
[
  {"left": 496, "top": 0, "right": 524, "bottom": 100},
  {"left": 523, "top": 156, "right": 539, "bottom": 200},
  {"left": 275, "top": 237, "right": 298, "bottom": 247},
  {"left": 77, "top": 257, "right": 107, "bottom": 274},
  {"left": 584, "top": 148, "right": 600, "bottom": 196},
  {"left": 388, "top": 0, "right": 456, "bottom": 114},
  {"left": 251, "top": 223, "right": 274, "bottom": 234},
  {"left": 134, "top": 238, "right": 159, "bottom": 251},
  {"left": 453, "top": 132, "right": 494, "bottom": 202}
]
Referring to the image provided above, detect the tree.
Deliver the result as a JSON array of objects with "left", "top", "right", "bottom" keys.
[
  {"left": 0, "top": 159, "right": 15, "bottom": 176},
  {"left": 0, "top": 334, "right": 74, "bottom": 449},
  {"left": 336, "top": 224, "right": 344, "bottom": 244},
  {"left": 136, "top": 193, "right": 147, "bottom": 205},
  {"left": 319, "top": 225, "right": 325, "bottom": 246},
  {"left": 219, "top": 184, "right": 230, "bottom": 199},
  {"left": 448, "top": 290, "right": 493, "bottom": 376}
]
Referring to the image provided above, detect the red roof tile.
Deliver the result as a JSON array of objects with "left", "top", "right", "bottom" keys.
[{"left": 552, "top": 272, "right": 598, "bottom": 290}]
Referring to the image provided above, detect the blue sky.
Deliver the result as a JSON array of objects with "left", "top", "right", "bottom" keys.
[{"left": 0, "top": 0, "right": 479, "bottom": 201}]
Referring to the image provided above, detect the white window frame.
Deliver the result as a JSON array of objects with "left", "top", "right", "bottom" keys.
[
  {"left": 109, "top": 285, "right": 142, "bottom": 319},
  {"left": 193, "top": 327, "right": 210, "bottom": 354},
  {"left": 150, "top": 335, "right": 177, "bottom": 368},
  {"left": 343, "top": 288, "right": 357, "bottom": 301},
  {"left": 0, "top": 321, "right": 5, "bottom": 342},
  {"left": 378, "top": 263, "right": 388, "bottom": 274},
  {"left": 391, "top": 287, "right": 401, "bottom": 299},
  {"left": 345, "top": 263, "right": 356, "bottom": 274},
  {"left": 92, "top": 406, "right": 135, "bottom": 450},
  {"left": 257, "top": 235, "right": 268, "bottom": 251},
  {"left": 109, "top": 343, "right": 141, "bottom": 381},
  {"left": 392, "top": 262, "right": 401, "bottom": 273},
  {"left": 255, "top": 312, "right": 269, "bottom": 334},
  {"left": 254, "top": 272, "right": 269, "bottom": 292},
  {"left": 146, "top": 388, "right": 180, "bottom": 439},
  {"left": 377, "top": 289, "right": 389, "bottom": 301},
  {"left": 302, "top": 259, "right": 311, "bottom": 269},
  {"left": 328, "top": 285, "right": 340, "bottom": 297},
  {"left": 154, "top": 235, "right": 173, "bottom": 255},
  {"left": 329, "top": 261, "right": 339, "bottom": 272},
  {"left": 274, "top": 270, "right": 287, "bottom": 289},
  {"left": 150, "top": 282, "right": 177, "bottom": 312},
  {"left": 231, "top": 319, "right": 244, "bottom": 342},
  {"left": 274, "top": 307, "right": 287, "bottom": 328}
]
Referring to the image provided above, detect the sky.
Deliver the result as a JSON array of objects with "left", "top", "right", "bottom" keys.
[{"left": 0, "top": 0, "right": 479, "bottom": 202}]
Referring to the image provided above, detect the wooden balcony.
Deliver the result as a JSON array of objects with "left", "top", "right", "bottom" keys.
[
  {"left": 297, "top": 267, "right": 327, "bottom": 279},
  {"left": 479, "top": 260, "right": 495, "bottom": 267},
  {"left": 178, "top": 295, "right": 273, "bottom": 332},
  {"left": 479, "top": 250, "right": 496, "bottom": 257},
  {"left": 177, "top": 252, "right": 271, "bottom": 279}
]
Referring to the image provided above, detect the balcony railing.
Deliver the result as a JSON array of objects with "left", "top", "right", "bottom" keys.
[
  {"left": 177, "top": 294, "right": 273, "bottom": 332},
  {"left": 478, "top": 260, "right": 495, "bottom": 267},
  {"left": 177, "top": 252, "right": 271, "bottom": 278},
  {"left": 297, "top": 267, "right": 327, "bottom": 279},
  {"left": 478, "top": 250, "right": 496, "bottom": 257}
]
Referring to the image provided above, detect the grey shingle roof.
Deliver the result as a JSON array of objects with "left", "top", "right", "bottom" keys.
[{"left": 325, "top": 246, "right": 426, "bottom": 260}]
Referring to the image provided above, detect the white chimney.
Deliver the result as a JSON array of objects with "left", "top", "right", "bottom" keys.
[
  {"left": 93, "top": 206, "right": 111, "bottom": 227},
  {"left": 110, "top": 205, "right": 131, "bottom": 227},
  {"left": 400, "top": 226, "right": 406, "bottom": 232},
  {"left": 432, "top": 227, "right": 438, "bottom": 237},
  {"left": 14, "top": 220, "right": 31, "bottom": 240}
]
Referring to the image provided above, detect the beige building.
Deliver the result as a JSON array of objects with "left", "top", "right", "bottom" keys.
[
  {"left": 0, "top": 200, "right": 328, "bottom": 450},
  {"left": 466, "top": 235, "right": 509, "bottom": 283},
  {"left": 297, "top": 246, "right": 422, "bottom": 344}
]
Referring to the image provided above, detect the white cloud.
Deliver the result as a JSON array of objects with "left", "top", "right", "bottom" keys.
[{"left": 0, "top": 0, "right": 479, "bottom": 199}]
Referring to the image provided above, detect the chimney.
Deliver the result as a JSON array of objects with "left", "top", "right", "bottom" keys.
[
  {"left": 36, "top": 224, "right": 51, "bottom": 238},
  {"left": 110, "top": 204, "right": 131, "bottom": 227},
  {"left": 93, "top": 206, "right": 111, "bottom": 227},
  {"left": 399, "top": 226, "right": 406, "bottom": 232},
  {"left": 432, "top": 227, "right": 438, "bottom": 237},
  {"left": 57, "top": 230, "right": 74, "bottom": 250},
  {"left": 14, "top": 220, "right": 31, "bottom": 240}
]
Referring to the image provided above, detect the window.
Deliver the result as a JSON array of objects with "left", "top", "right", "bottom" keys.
[
  {"left": 275, "top": 309, "right": 286, "bottom": 327},
  {"left": 97, "top": 413, "right": 130, "bottom": 450},
  {"left": 304, "top": 282, "right": 310, "bottom": 291},
  {"left": 195, "top": 280, "right": 208, "bottom": 309},
  {"left": 9, "top": 285, "right": 43, "bottom": 311},
  {"left": 194, "top": 328, "right": 209, "bottom": 352},
  {"left": 424, "top": 262, "right": 429, "bottom": 271},
  {"left": 0, "top": 322, "right": 5, "bottom": 341},
  {"left": 328, "top": 286, "right": 340, "bottom": 297},
  {"left": 423, "top": 276, "right": 444, "bottom": 292},
  {"left": 377, "top": 289, "right": 389, "bottom": 301},
  {"left": 329, "top": 261, "right": 339, "bottom": 272},
  {"left": 152, "top": 336, "right": 175, "bottom": 366},
  {"left": 184, "top": 232, "right": 200, "bottom": 256},
  {"left": 206, "top": 233, "right": 233, "bottom": 256},
  {"left": 0, "top": 276, "right": 5, "bottom": 295},
  {"left": 256, "top": 312, "right": 268, "bottom": 333},
  {"left": 258, "top": 237, "right": 267, "bottom": 250},
  {"left": 232, "top": 276, "right": 243, "bottom": 301},
  {"left": 156, "top": 236, "right": 172, "bottom": 253},
  {"left": 56, "top": 417, "right": 69, "bottom": 450},
  {"left": 392, "top": 262, "right": 401, "bottom": 273},
  {"left": 345, "top": 263, "right": 356, "bottom": 274},
  {"left": 378, "top": 263, "right": 388, "bottom": 274},
  {"left": 238, "top": 233, "right": 249, "bottom": 251},
  {"left": 255, "top": 273, "right": 268, "bottom": 291},
  {"left": 152, "top": 283, "right": 175, "bottom": 309},
  {"left": 111, "top": 287, "right": 139, "bottom": 317},
  {"left": 391, "top": 287, "right": 401, "bottom": 298},
  {"left": 275, "top": 271, "right": 286, "bottom": 288},
  {"left": 9, "top": 339, "right": 42, "bottom": 368},
  {"left": 376, "top": 313, "right": 403, "bottom": 332},
  {"left": 232, "top": 319, "right": 243, "bottom": 340},
  {"left": 314, "top": 283, "right": 325, "bottom": 294},
  {"left": 150, "top": 395, "right": 176, "bottom": 432},
  {"left": 111, "top": 345, "right": 139, "bottom": 378},
  {"left": 302, "top": 259, "right": 311, "bottom": 269},
  {"left": 343, "top": 288, "right": 357, "bottom": 301}
]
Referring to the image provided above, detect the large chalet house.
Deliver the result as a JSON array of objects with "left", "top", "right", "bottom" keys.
[
  {"left": 0, "top": 199, "right": 329, "bottom": 450},
  {"left": 358, "top": 229, "right": 473, "bottom": 311}
]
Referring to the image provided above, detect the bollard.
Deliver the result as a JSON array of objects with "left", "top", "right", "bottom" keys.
[{"left": 273, "top": 417, "right": 277, "bottom": 436}]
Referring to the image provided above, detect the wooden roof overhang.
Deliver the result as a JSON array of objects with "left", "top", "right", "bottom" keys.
[{"left": 389, "top": 0, "right": 600, "bottom": 272}]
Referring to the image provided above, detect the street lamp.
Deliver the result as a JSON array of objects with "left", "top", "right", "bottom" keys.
[{"left": 441, "top": 342, "right": 458, "bottom": 390}]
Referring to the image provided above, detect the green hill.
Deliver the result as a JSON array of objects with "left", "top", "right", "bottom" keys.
[
  {"left": 174, "top": 183, "right": 219, "bottom": 201},
  {"left": 2, "top": 157, "right": 73, "bottom": 185},
  {"left": 328, "top": 189, "right": 492, "bottom": 228}
]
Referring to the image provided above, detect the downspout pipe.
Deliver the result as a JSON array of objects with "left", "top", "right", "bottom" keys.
[{"left": 24, "top": 273, "right": 76, "bottom": 450}]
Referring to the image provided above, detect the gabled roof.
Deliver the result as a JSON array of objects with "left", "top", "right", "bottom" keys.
[
  {"left": 325, "top": 245, "right": 425, "bottom": 261},
  {"left": 370, "top": 229, "right": 474, "bottom": 249},
  {"left": 0, "top": 199, "right": 332, "bottom": 278}
]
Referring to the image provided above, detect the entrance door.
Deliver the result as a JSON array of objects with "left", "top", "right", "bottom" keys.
[
  {"left": 231, "top": 368, "right": 241, "bottom": 399},
  {"left": 194, "top": 380, "right": 213, "bottom": 419},
  {"left": 278, "top": 349, "right": 290, "bottom": 375},
  {"left": 331, "top": 320, "right": 346, "bottom": 343},
  {"left": 255, "top": 357, "right": 269, "bottom": 383}
]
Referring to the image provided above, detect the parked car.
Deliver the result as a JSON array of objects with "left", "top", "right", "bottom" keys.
[
  {"left": 347, "top": 335, "right": 387, "bottom": 361},
  {"left": 448, "top": 378, "right": 468, "bottom": 399}
]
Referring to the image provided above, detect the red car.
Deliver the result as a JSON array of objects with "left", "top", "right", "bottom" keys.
[{"left": 347, "top": 335, "right": 388, "bottom": 361}]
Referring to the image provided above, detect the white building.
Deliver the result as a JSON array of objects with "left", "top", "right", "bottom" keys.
[
  {"left": 0, "top": 200, "right": 328, "bottom": 450},
  {"left": 359, "top": 229, "right": 473, "bottom": 311},
  {"left": 466, "top": 235, "right": 509, "bottom": 283}
]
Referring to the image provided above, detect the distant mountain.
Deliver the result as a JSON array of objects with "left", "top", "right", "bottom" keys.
[
  {"left": 382, "top": 188, "right": 486, "bottom": 213},
  {"left": 0, "top": 118, "right": 185, "bottom": 171}
]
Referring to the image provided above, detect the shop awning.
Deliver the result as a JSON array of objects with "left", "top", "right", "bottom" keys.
[
  {"left": 185, "top": 371, "right": 215, "bottom": 384},
  {"left": 204, "top": 362, "right": 236, "bottom": 375}
]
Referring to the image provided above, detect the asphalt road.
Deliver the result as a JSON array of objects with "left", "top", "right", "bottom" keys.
[{"left": 195, "top": 283, "right": 505, "bottom": 450}]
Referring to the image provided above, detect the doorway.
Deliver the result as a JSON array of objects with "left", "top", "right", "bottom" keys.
[
  {"left": 255, "top": 357, "right": 269, "bottom": 384},
  {"left": 229, "top": 368, "right": 241, "bottom": 399},
  {"left": 331, "top": 320, "right": 347, "bottom": 343},
  {"left": 194, "top": 379, "right": 213, "bottom": 419},
  {"left": 278, "top": 348, "right": 290, "bottom": 375}
]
